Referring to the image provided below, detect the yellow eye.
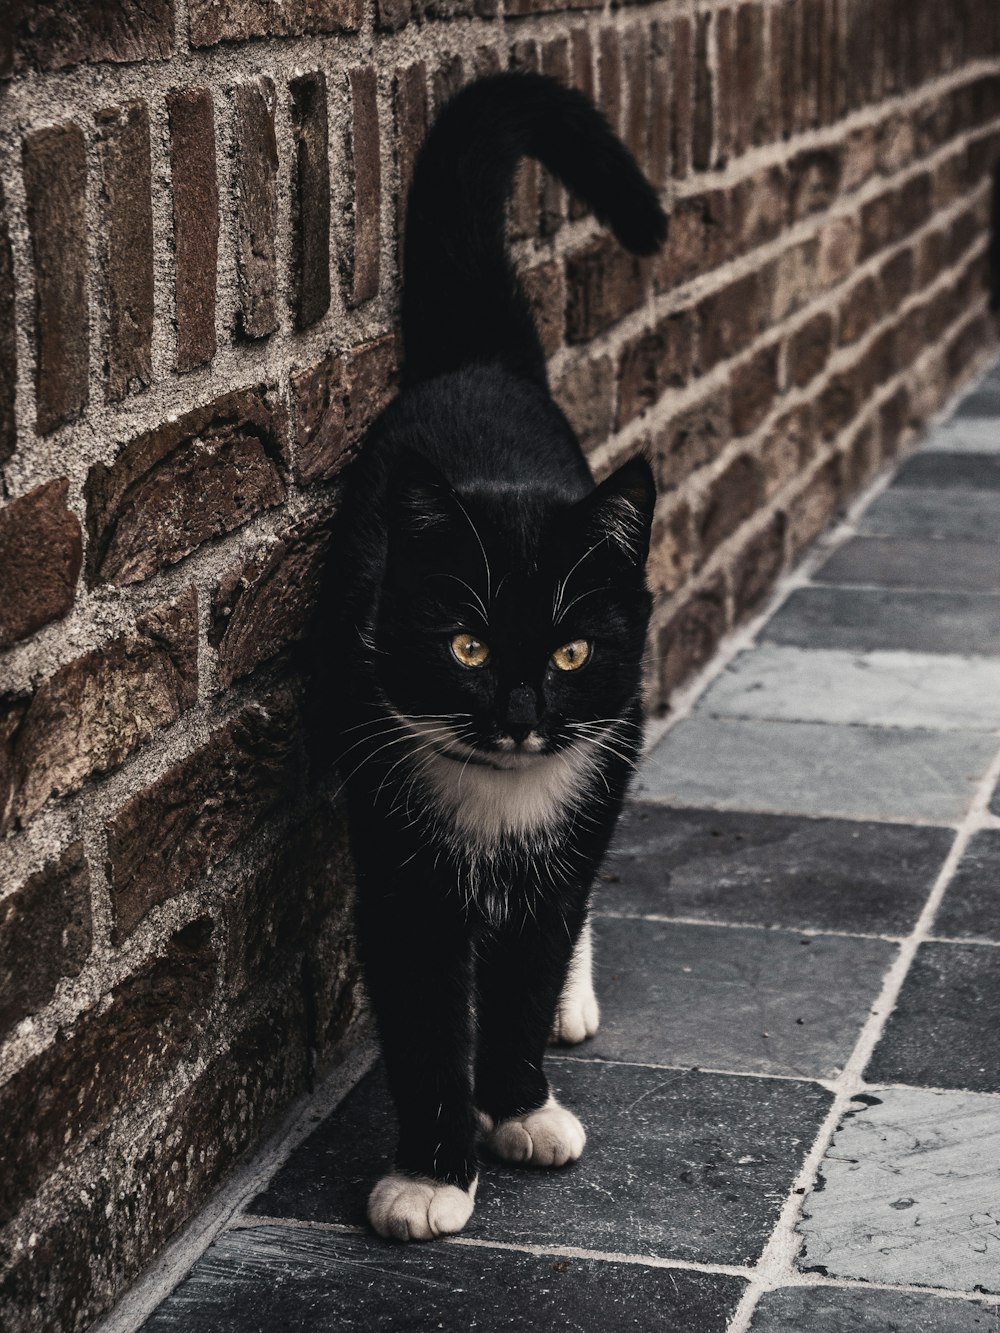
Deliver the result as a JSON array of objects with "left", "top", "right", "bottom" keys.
[
  {"left": 551, "top": 639, "right": 591, "bottom": 672},
  {"left": 451, "top": 633, "right": 490, "bottom": 668}
]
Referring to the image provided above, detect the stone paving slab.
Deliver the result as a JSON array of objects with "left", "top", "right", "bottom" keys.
[
  {"left": 636, "top": 718, "right": 995, "bottom": 823},
  {"left": 857, "top": 488, "right": 1000, "bottom": 540},
  {"left": 250, "top": 1061, "right": 833, "bottom": 1266},
  {"left": 891, "top": 452, "right": 1000, "bottom": 489},
  {"left": 140, "top": 1224, "right": 747, "bottom": 1331},
  {"left": 951, "top": 388, "right": 1000, "bottom": 418},
  {"left": 865, "top": 942, "right": 1000, "bottom": 1093},
  {"left": 815, "top": 536, "right": 1000, "bottom": 593},
  {"left": 749, "top": 1284, "right": 1000, "bottom": 1330},
  {"left": 797, "top": 1088, "right": 1000, "bottom": 1293},
  {"left": 598, "top": 804, "right": 952, "bottom": 935},
  {"left": 582, "top": 917, "right": 894, "bottom": 1079},
  {"left": 918, "top": 422, "right": 1000, "bottom": 452},
  {"left": 934, "top": 831, "right": 1000, "bottom": 942},
  {"left": 761, "top": 586, "right": 1000, "bottom": 655},
  {"left": 697, "top": 644, "right": 1000, "bottom": 732}
]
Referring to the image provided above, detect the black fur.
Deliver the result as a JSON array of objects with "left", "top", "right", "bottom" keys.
[{"left": 310, "top": 72, "right": 667, "bottom": 1224}]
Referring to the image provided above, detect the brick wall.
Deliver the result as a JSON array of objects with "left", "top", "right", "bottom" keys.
[{"left": 1, "top": 2, "right": 999, "bottom": 1328}]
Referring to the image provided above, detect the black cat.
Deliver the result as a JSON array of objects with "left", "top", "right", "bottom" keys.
[{"left": 314, "top": 71, "right": 667, "bottom": 1241}]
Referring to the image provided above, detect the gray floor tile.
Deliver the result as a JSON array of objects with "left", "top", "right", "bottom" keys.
[
  {"left": 761, "top": 586, "right": 1000, "bottom": 655},
  {"left": 892, "top": 452, "right": 1000, "bottom": 489},
  {"left": 697, "top": 645, "right": 1000, "bottom": 732},
  {"left": 934, "top": 831, "right": 1000, "bottom": 942},
  {"left": 815, "top": 536, "right": 1000, "bottom": 594},
  {"left": 797, "top": 1087, "right": 1000, "bottom": 1292},
  {"left": 600, "top": 804, "right": 951, "bottom": 934},
  {"left": 951, "top": 389, "right": 1000, "bottom": 419},
  {"left": 637, "top": 717, "right": 995, "bottom": 823},
  {"left": 865, "top": 942, "right": 1000, "bottom": 1093},
  {"left": 858, "top": 488, "right": 1000, "bottom": 540},
  {"left": 918, "top": 421, "right": 1000, "bottom": 453},
  {"left": 581, "top": 917, "right": 895, "bottom": 1079},
  {"left": 750, "top": 1284, "right": 1000, "bottom": 1330},
  {"left": 141, "top": 1224, "right": 747, "bottom": 1331},
  {"left": 250, "top": 1062, "right": 832, "bottom": 1266}
]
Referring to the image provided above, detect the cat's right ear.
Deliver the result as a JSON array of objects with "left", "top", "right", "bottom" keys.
[{"left": 390, "top": 449, "right": 459, "bottom": 537}]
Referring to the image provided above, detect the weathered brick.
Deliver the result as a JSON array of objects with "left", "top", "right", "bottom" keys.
[
  {"left": 648, "top": 499, "right": 694, "bottom": 597},
  {"left": 671, "top": 16, "right": 693, "bottom": 179},
  {"left": 0, "top": 480, "right": 82, "bottom": 648},
  {"left": 735, "top": 3, "right": 766, "bottom": 152},
  {"left": 1, "top": 591, "right": 197, "bottom": 832},
  {"left": 504, "top": 0, "right": 597, "bottom": 16},
  {"left": 394, "top": 63, "right": 429, "bottom": 259},
  {"left": 699, "top": 453, "right": 765, "bottom": 556},
  {"left": 647, "top": 21, "right": 672, "bottom": 190},
  {"left": 87, "top": 386, "right": 288, "bottom": 585},
  {"left": 880, "top": 247, "right": 915, "bottom": 309},
  {"left": 879, "top": 384, "right": 912, "bottom": 460},
  {"left": 348, "top": 67, "right": 381, "bottom": 307},
  {"left": 540, "top": 39, "right": 571, "bottom": 236},
  {"left": 771, "top": 238, "right": 820, "bottom": 319},
  {"left": 233, "top": 79, "right": 278, "bottom": 339},
  {"left": 838, "top": 274, "right": 882, "bottom": 346},
  {"left": 9, "top": 1, "right": 174, "bottom": 74},
  {"left": 597, "top": 28, "right": 622, "bottom": 132},
  {"left": 621, "top": 26, "right": 649, "bottom": 171},
  {"left": 714, "top": 8, "right": 736, "bottom": 166},
  {"left": 730, "top": 343, "right": 780, "bottom": 436},
  {"left": 691, "top": 13, "right": 713, "bottom": 171},
  {"left": 552, "top": 353, "right": 615, "bottom": 452},
  {"left": 0, "top": 919, "right": 216, "bottom": 1226},
  {"left": 658, "top": 574, "right": 728, "bottom": 696},
  {"left": 377, "top": 0, "right": 411, "bottom": 30},
  {"left": 167, "top": 88, "right": 219, "bottom": 372},
  {"left": 697, "top": 269, "right": 769, "bottom": 371},
  {"left": 816, "top": 373, "right": 858, "bottom": 441},
  {"left": 190, "top": 0, "right": 360, "bottom": 44},
  {"left": 654, "top": 191, "right": 729, "bottom": 291},
  {"left": 289, "top": 72, "right": 331, "bottom": 331},
  {"left": 843, "top": 418, "right": 879, "bottom": 492},
  {"left": 565, "top": 236, "right": 647, "bottom": 342},
  {"left": 522, "top": 261, "right": 564, "bottom": 358},
  {"left": 22, "top": 123, "right": 89, "bottom": 434},
  {"left": 817, "top": 216, "right": 861, "bottom": 289},
  {"left": 0, "top": 842, "right": 91, "bottom": 1041},
  {"left": 653, "top": 386, "right": 730, "bottom": 490},
  {"left": 106, "top": 693, "right": 298, "bottom": 939},
  {"left": 95, "top": 101, "right": 154, "bottom": 401},
  {"left": 787, "top": 147, "right": 842, "bottom": 220},
  {"left": 0, "top": 184, "right": 15, "bottom": 464},
  {"left": 616, "top": 312, "right": 693, "bottom": 428},
  {"left": 731, "top": 165, "right": 788, "bottom": 253},
  {"left": 731, "top": 513, "right": 787, "bottom": 621},
  {"left": 786, "top": 313, "right": 834, "bottom": 389},
  {"left": 788, "top": 455, "right": 843, "bottom": 556},
  {"left": 762, "top": 402, "right": 817, "bottom": 498},
  {"left": 859, "top": 192, "right": 899, "bottom": 262},
  {"left": 292, "top": 335, "right": 398, "bottom": 484},
  {"left": 507, "top": 42, "right": 540, "bottom": 240}
]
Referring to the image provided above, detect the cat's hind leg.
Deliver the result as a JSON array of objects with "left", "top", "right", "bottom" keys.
[{"left": 550, "top": 917, "right": 600, "bottom": 1045}]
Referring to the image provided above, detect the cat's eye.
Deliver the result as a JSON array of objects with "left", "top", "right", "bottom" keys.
[
  {"left": 451, "top": 633, "right": 490, "bottom": 668},
  {"left": 551, "top": 639, "right": 591, "bottom": 672}
]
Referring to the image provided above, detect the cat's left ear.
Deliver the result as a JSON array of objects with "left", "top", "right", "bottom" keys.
[{"left": 578, "top": 455, "right": 656, "bottom": 568}]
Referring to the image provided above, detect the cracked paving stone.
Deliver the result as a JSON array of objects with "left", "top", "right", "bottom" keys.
[
  {"left": 891, "top": 453, "right": 1000, "bottom": 490},
  {"left": 249, "top": 1061, "right": 832, "bottom": 1266},
  {"left": 933, "top": 831, "right": 1000, "bottom": 942},
  {"left": 598, "top": 804, "right": 951, "bottom": 934},
  {"left": 749, "top": 1284, "right": 1000, "bottom": 1330},
  {"left": 761, "top": 586, "right": 1000, "bottom": 656},
  {"left": 814, "top": 536, "right": 1000, "bottom": 595},
  {"left": 696, "top": 644, "right": 1000, "bottom": 732},
  {"left": 796, "top": 1087, "right": 1000, "bottom": 1293},
  {"left": 636, "top": 717, "right": 994, "bottom": 824},
  {"left": 579, "top": 917, "right": 894, "bottom": 1079},
  {"left": 140, "top": 1223, "right": 747, "bottom": 1331},
  {"left": 857, "top": 489, "right": 1000, "bottom": 542},
  {"left": 865, "top": 942, "right": 1000, "bottom": 1093}
]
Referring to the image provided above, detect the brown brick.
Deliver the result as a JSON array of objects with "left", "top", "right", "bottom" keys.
[
  {"left": 22, "top": 123, "right": 89, "bottom": 434},
  {"left": 897, "top": 171, "right": 933, "bottom": 235},
  {"left": 348, "top": 67, "right": 382, "bottom": 307},
  {"left": 190, "top": 0, "right": 360, "bottom": 43},
  {"left": 731, "top": 165, "right": 788, "bottom": 253},
  {"left": 9, "top": 1, "right": 174, "bottom": 75},
  {"left": 817, "top": 217, "right": 861, "bottom": 289},
  {"left": 0, "top": 480, "right": 82, "bottom": 648},
  {"left": 840, "top": 123, "right": 878, "bottom": 192},
  {"left": 0, "top": 843, "right": 91, "bottom": 1041},
  {"left": 540, "top": 39, "right": 571, "bottom": 237},
  {"left": 87, "top": 386, "right": 288, "bottom": 586},
  {"left": 293, "top": 335, "right": 398, "bottom": 484},
  {"left": 691, "top": 12, "right": 713, "bottom": 171},
  {"left": 787, "top": 147, "right": 842, "bottom": 221},
  {"left": 771, "top": 238, "right": 819, "bottom": 319},
  {"left": 697, "top": 270, "right": 768, "bottom": 371},
  {"left": 736, "top": 3, "right": 767, "bottom": 152},
  {"left": 730, "top": 343, "right": 780, "bottom": 436},
  {"left": 565, "top": 236, "right": 647, "bottom": 342},
  {"left": 504, "top": 0, "right": 597, "bottom": 15},
  {"left": 168, "top": 88, "right": 219, "bottom": 372},
  {"left": 0, "top": 184, "right": 15, "bottom": 464},
  {"left": 289, "top": 72, "right": 331, "bottom": 332},
  {"left": 731, "top": 513, "right": 787, "bottom": 620},
  {"left": 552, "top": 354, "right": 615, "bottom": 452},
  {"left": 621, "top": 26, "right": 649, "bottom": 170},
  {"left": 786, "top": 313, "right": 834, "bottom": 389},
  {"left": 699, "top": 453, "right": 765, "bottom": 556},
  {"left": 838, "top": 274, "right": 882, "bottom": 346},
  {"left": 522, "top": 261, "right": 564, "bottom": 358},
  {"left": 647, "top": 22, "right": 672, "bottom": 190},
  {"left": 570, "top": 27, "right": 595, "bottom": 100},
  {"left": 508, "top": 42, "right": 540, "bottom": 239},
  {"left": 671, "top": 16, "right": 693, "bottom": 179},
  {"left": 762, "top": 402, "right": 816, "bottom": 498},
  {"left": 377, "top": 0, "right": 412, "bottom": 30},
  {"left": 648, "top": 499, "right": 694, "bottom": 597},
  {"left": 788, "top": 455, "right": 843, "bottom": 556},
  {"left": 394, "top": 63, "right": 429, "bottom": 259},
  {"left": 880, "top": 248, "right": 915, "bottom": 310},
  {"left": 598, "top": 28, "right": 622, "bottom": 132},
  {"left": 95, "top": 101, "right": 154, "bottom": 401},
  {"left": 816, "top": 373, "right": 858, "bottom": 441},
  {"left": 616, "top": 312, "right": 693, "bottom": 428},
  {"left": 654, "top": 191, "right": 729, "bottom": 291},
  {"left": 233, "top": 79, "right": 279, "bottom": 339},
  {"left": 0, "top": 919, "right": 215, "bottom": 1226},
  {"left": 1, "top": 592, "right": 197, "bottom": 832},
  {"left": 106, "top": 693, "right": 298, "bottom": 939},
  {"left": 654, "top": 386, "right": 730, "bottom": 490},
  {"left": 658, "top": 574, "right": 728, "bottom": 696},
  {"left": 843, "top": 418, "right": 879, "bottom": 492},
  {"left": 879, "top": 384, "right": 912, "bottom": 460},
  {"left": 713, "top": 8, "right": 736, "bottom": 166},
  {"left": 211, "top": 520, "right": 332, "bottom": 687}
]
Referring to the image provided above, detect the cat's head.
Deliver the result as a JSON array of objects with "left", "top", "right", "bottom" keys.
[{"left": 370, "top": 450, "right": 655, "bottom": 765}]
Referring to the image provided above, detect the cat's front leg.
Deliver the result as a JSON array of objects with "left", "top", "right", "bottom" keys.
[{"left": 550, "top": 916, "right": 600, "bottom": 1045}]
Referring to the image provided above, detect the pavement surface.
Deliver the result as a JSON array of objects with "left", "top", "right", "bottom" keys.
[{"left": 138, "top": 361, "right": 1000, "bottom": 1331}]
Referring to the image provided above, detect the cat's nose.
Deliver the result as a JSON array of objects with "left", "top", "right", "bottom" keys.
[{"left": 504, "top": 684, "right": 539, "bottom": 742}]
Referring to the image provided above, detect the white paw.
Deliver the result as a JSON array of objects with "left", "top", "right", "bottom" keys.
[
  {"left": 367, "top": 1173, "right": 477, "bottom": 1242},
  {"left": 486, "top": 1098, "right": 586, "bottom": 1167},
  {"left": 550, "top": 986, "right": 600, "bottom": 1045}
]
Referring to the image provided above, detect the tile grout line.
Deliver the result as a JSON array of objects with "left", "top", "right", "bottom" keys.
[{"left": 723, "top": 736, "right": 1000, "bottom": 1332}]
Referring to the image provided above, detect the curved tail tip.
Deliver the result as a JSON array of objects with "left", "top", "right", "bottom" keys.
[{"left": 611, "top": 191, "right": 669, "bottom": 258}]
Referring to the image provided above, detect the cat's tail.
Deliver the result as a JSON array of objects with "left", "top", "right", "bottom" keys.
[{"left": 401, "top": 72, "right": 667, "bottom": 387}]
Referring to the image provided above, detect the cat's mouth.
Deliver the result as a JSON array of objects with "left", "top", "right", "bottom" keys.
[{"left": 431, "top": 733, "right": 550, "bottom": 770}]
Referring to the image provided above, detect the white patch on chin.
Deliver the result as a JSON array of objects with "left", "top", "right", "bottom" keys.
[
  {"left": 484, "top": 1096, "right": 586, "bottom": 1167},
  {"left": 551, "top": 918, "right": 600, "bottom": 1045},
  {"left": 367, "top": 1173, "right": 477, "bottom": 1242}
]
